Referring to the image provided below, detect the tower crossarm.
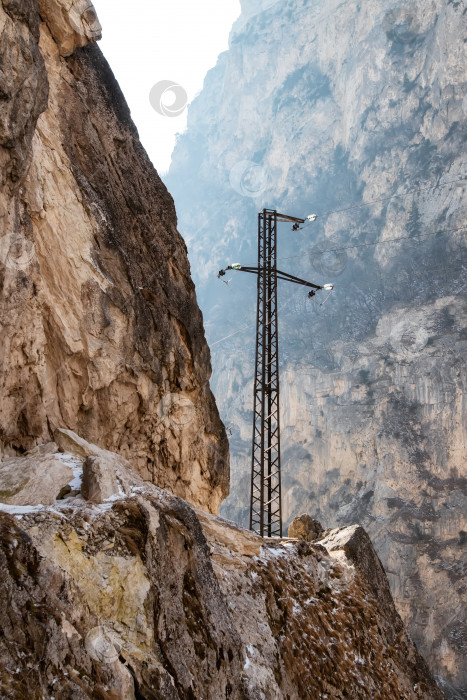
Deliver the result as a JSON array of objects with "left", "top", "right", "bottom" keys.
[
  {"left": 217, "top": 209, "right": 332, "bottom": 538},
  {"left": 218, "top": 265, "right": 323, "bottom": 292}
]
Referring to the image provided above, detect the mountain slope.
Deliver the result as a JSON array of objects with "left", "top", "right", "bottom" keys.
[{"left": 166, "top": 0, "right": 467, "bottom": 694}]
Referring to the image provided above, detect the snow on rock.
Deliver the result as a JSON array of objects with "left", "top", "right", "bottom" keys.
[
  {"left": 0, "top": 439, "right": 445, "bottom": 699},
  {"left": 0, "top": 443, "right": 73, "bottom": 506}
]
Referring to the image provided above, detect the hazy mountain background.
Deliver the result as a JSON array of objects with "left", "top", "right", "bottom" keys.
[{"left": 165, "top": 0, "right": 467, "bottom": 695}]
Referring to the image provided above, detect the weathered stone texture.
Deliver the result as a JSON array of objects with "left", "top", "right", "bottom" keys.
[
  {"left": 288, "top": 512, "right": 324, "bottom": 541},
  {"left": 0, "top": 441, "right": 446, "bottom": 699},
  {"left": 0, "top": 0, "right": 228, "bottom": 513}
]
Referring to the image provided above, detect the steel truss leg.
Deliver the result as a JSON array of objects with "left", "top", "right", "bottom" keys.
[{"left": 250, "top": 210, "right": 282, "bottom": 537}]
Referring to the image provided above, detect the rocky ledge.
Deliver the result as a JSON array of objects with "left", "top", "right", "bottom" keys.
[{"left": 0, "top": 432, "right": 444, "bottom": 699}]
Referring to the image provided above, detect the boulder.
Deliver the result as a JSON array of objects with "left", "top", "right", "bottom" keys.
[
  {"left": 288, "top": 513, "right": 323, "bottom": 541},
  {"left": 56, "top": 429, "right": 143, "bottom": 503},
  {"left": 0, "top": 443, "right": 73, "bottom": 506},
  {"left": 54, "top": 428, "right": 108, "bottom": 460}
]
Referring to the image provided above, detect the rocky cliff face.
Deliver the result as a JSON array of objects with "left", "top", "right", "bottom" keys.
[
  {"left": 166, "top": 0, "right": 466, "bottom": 694},
  {"left": 0, "top": 434, "right": 444, "bottom": 699},
  {"left": 0, "top": 0, "right": 229, "bottom": 513}
]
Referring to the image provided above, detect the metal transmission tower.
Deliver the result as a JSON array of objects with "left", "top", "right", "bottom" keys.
[{"left": 218, "top": 209, "right": 332, "bottom": 537}]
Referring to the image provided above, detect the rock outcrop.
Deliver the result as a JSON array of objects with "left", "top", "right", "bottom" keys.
[
  {"left": 0, "top": 439, "right": 445, "bottom": 699},
  {"left": 0, "top": 0, "right": 228, "bottom": 513},
  {"left": 165, "top": 0, "right": 466, "bottom": 693},
  {"left": 288, "top": 512, "right": 324, "bottom": 541}
]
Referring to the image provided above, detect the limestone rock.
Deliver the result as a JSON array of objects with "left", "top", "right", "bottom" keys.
[
  {"left": 0, "top": 0, "right": 228, "bottom": 514},
  {"left": 54, "top": 428, "right": 104, "bottom": 459},
  {"left": 37, "top": 0, "right": 102, "bottom": 56},
  {"left": 166, "top": 0, "right": 467, "bottom": 692},
  {"left": 0, "top": 442, "right": 73, "bottom": 506},
  {"left": 0, "top": 442, "right": 445, "bottom": 699},
  {"left": 54, "top": 428, "right": 144, "bottom": 502},
  {"left": 321, "top": 524, "right": 400, "bottom": 624},
  {"left": 82, "top": 455, "right": 121, "bottom": 503},
  {"left": 288, "top": 513, "right": 323, "bottom": 541}
]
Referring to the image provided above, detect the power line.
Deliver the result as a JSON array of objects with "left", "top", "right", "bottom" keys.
[
  {"left": 331, "top": 260, "right": 467, "bottom": 289},
  {"left": 276, "top": 223, "right": 467, "bottom": 265},
  {"left": 192, "top": 176, "right": 466, "bottom": 289},
  {"left": 209, "top": 272, "right": 465, "bottom": 348},
  {"left": 300, "top": 175, "right": 467, "bottom": 229},
  {"left": 197, "top": 220, "right": 466, "bottom": 292},
  {"left": 229, "top": 177, "right": 467, "bottom": 268},
  {"left": 208, "top": 225, "right": 466, "bottom": 348},
  {"left": 239, "top": 223, "right": 467, "bottom": 269},
  {"left": 208, "top": 273, "right": 304, "bottom": 347},
  {"left": 210, "top": 323, "right": 252, "bottom": 347}
]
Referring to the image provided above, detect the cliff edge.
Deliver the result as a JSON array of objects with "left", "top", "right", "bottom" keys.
[
  {"left": 0, "top": 435, "right": 445, "bottom": 699},
  {"left": 0, "top": 0, "right": 229, "bottom": 513}
]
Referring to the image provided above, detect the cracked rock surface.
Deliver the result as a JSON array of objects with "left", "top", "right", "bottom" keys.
[
  {"left": 0, "top": 0, "right": 229, "bottom": 514},
  {"left": 0, "top": 439, "right": 445, "bottom": 699}
]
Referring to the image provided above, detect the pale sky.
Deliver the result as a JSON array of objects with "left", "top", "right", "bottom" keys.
[{"left": 92, "top": 0, "right": 241, "bottom": 174}]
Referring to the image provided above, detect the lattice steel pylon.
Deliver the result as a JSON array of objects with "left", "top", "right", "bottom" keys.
[{"left": 218, "top": 209, "right": 330, "bottom": 537}]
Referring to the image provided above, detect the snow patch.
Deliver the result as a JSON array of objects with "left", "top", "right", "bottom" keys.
[
  {"left": 56, "top": 453, "right": 83, "bottom": 492},
  {"left": 261, "top": 545, "right": 286, "bottom": 558},
  {"left": 0, "top": 503, "right": 44, "bottom": 515}
]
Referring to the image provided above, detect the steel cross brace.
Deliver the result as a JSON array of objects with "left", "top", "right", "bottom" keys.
[{"left": 218, "top": 209, "right": 324, "bottom": 537}]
